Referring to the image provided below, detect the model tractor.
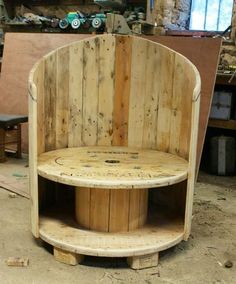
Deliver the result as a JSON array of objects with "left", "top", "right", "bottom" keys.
[
  {"left": 90, "top": 13, "right": 107, "bottom": 29},
  {"left": 59, "top": 11, "right": 86, "bottom": 29}
]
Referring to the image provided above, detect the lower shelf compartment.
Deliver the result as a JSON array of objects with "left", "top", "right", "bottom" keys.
[{"left": 39, "top": 209, "right": 184, "bottom": 257}]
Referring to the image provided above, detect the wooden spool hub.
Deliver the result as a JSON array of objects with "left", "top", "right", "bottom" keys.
[{"left": 75, "top": 187, "right": 148, "bottom": 232}]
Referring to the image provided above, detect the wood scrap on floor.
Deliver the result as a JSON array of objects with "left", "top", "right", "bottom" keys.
[
  {"left": 6, "top": 257, "right": 29, "bottom": 267},
  {"left": 0, "top": 174, "right": 29, "bottom": 199}
]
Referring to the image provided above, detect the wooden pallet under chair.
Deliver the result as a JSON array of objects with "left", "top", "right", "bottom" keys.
[{"left": 28, "top": 34, "right": 201, "bottom": 269}]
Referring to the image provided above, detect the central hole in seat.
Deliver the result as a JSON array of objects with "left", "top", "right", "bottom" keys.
[{"left": 105, "top": 159, "right": 120, "bottom": 164}]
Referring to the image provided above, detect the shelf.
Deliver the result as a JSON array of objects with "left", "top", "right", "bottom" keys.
[
  {"left": 208, "top": 119, "right": 236, "bottom": 130},
  {"left": 39, "top": 208, "right": 184, "bottom": 257}
]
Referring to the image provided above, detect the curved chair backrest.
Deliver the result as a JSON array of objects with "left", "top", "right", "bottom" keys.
[{"left": 29, "top": 34, "right": 200, "bottom": 163}]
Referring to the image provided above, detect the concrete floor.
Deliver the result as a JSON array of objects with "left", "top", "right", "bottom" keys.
[{"left": 0, "top": 157, "right": 235, "bottom": 284}]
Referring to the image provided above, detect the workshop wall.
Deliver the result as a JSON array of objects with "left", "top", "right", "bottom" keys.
[
  {"left": 147, "top": 0, "right": 191, "bottom": 30},
  {"left": 220, "top": 0, "right": 236, "bottom": 69},
  {"left": 162, "top": 0, "right": 191, "bottom": 30}
]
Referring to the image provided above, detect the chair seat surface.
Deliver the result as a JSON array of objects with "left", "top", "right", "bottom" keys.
[{"left": 38, "top": 146, "right": 188, "bottom": 189}]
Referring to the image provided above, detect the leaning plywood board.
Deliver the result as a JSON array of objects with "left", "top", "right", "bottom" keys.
[
  {"left": 144, "top": 36, "right": 222, "bottom": 175},
  {"left": 0, "top": 33, "right": 93, "bottom": 153}
]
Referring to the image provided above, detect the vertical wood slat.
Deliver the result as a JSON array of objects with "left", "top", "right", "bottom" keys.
[
  {"left": 97, "top": 36, "right": 115, "bottom": 146},
  {"left": 29, "top": 67, "right": 40, "bottom": 237},
  {"left": 129, "top": 189, "right": 148, "bottom": 230},
  {"left": 56, "top": 48, "right": 69, "bottom": 149},
  {"left": 44, "top": 53, "right": 57, "bottom": 151},
  {"left": 142, "top": 43, "right": 160, "bottom": 149},
  {"left": 75, "top": 187, "right": 91, "bottom": 229},
  {"left": 35, "top": 60, "right": 45, "bottom": 155},
  {"left": 178, "top": 59, "right": 195, "bottom": 160},
  {"left": 112, "top": 36, "right": 132, "bottom": 146},
  {"left": 68, "top": 43, "right": 84, "bottom": 147},
  {"left": 109, "top": 189, "right": 129, "bottom": 232},
  {"left": 90, "top": 188, "right": 110, "bottom": 232},
  {"left": 128, "top": 190, "right": 140, "bottom": 230},
  {"left": 139, "top": 188, "right": 149, "bottom": 226},
  {"left": 169, "top": 55, "right": 182, "bottom": 157},
  {"left": 82, "top": 39, "right": 99, "bottom": 146},
  {"left": 156, "top": 48, "right": 175, "bottom": 152},
  {"left": 128, "top": 37, "right": 147, "bottom": 148}
]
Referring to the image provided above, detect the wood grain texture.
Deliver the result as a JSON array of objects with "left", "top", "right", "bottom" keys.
[
  {"left": 75, "top": 187, "right": 91, "bottom": 229},
  {"left": 90, "top": 188, "right": 110, "bottom": 232},
  {"left": 37, "top": 146, "right": 189, "bottom": 189},
  {"left": 82, "top": 38, "right": 99, "bottom": 146},
  {"left": 97, "top": 36, "right": 115, "bottom": 146},
  {"left": 112, "top": 36, "right": 132, "bottom": 146},
  {"left": 68, "top": 43, "right": 84, "bottom": 147}
]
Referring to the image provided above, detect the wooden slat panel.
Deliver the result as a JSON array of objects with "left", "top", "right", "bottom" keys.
[
  {"left": 82, "top": 39, "right": 99, "bottom": 146},
  {"left": 56, "top": 48, "right": 69, "bottom": 149},
  {"left": 44, "top": 53, "right": 57, "bottom": 151},
  {"left": 109, "top": 188, "right": 129, "bottom": 232},
  {"left": 75, "top": 187, "right": 91, "bottom": 229},
  {"left": 156, "top": 48, "right": 175, "bottom": 152},
  {"left": 144, "top": 36, "right": 221, "bottom": 174},
  {"left": 112, "top": 36, "right": 132, "bottom": 146},
  {"left": 90, "top": 188, "right": 110, "bottom": 232},
  {"left": 128, "top": 37, "right": 147, "bottom": 147},
  {"left": 68, "top": 42, "right": 84, "bottom": 147},
  {"left": 97, "top": 36, "right": 115, "bottom": 146}
]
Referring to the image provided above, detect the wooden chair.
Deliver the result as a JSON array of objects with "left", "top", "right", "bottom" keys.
[{"left": 28, "top": 34, "right": 200, "bottom": 269}]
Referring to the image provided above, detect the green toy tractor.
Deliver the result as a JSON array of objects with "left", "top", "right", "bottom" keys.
[{"left": 59, "top": 11, "right": 86, "bottom": 29}]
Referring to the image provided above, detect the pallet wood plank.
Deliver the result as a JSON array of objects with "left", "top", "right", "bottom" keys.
[
  {"left": 112, "top": 36, "right": 132, "bottom": 146},
  {"left": 142, "top": 43, "right": 160, "bottom": 149},
  {"left": 97, "top": 36, "right": 115, "bottom": 146},
  {"left": 128, "top": 37, "right": 147, "bottom": 148},
  {"left": 68, "top": 42, "right": 84, "bottom": 147},
  {"left": 156, "top": 47, "right": 175, "bottom": 152},
  {"left": 44, "top": 53, "right": 57, "bottom": 152},
  {"left": 56, "top": 48, "right": 69, "bottom": 149},
  {"left": 82, "top": 39, "right": 99, "bottom": 146}
]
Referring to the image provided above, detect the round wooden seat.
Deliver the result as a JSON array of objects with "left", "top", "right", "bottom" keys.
[{"left": 37, "top": 146, "right": 188, "bottom": 188}]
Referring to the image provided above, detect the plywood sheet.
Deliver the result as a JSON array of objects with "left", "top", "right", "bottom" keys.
[
  {"left": 0, "top": 33, "right": 92, "bottom": 152},
  {"left": 144, "top": 36, "right": 222, "bottom": 175}
]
